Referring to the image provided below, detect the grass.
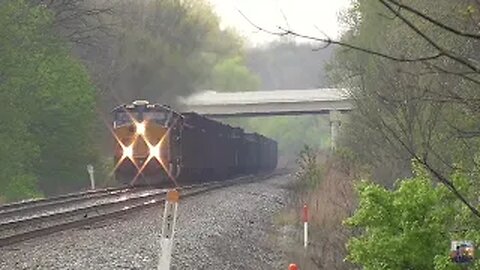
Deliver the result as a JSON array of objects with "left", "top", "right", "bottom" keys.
[{"left": 274, "top": 208, "right": 299, "bottom": 227}]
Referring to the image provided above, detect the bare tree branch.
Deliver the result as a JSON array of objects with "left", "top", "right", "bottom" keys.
[
  {"left": 379, "top": 0, "right": 480, "bottom": 73},
  {"left": 423, "top": 62, "right": 480, "bottom": 85},
  {"left": 384, "top": 0, "right": 480, "bottom": 39},
  {"left": 238, "top": 9, "right": 445, "bottom": 63}
]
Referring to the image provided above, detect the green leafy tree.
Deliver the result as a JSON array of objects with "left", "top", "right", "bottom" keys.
[
  {"left": 210, "top": 56, "right": 260, "bottom": 91},
  {"left": 31, "top": 55, "right": 96, "bottom": 194},
  {"left": 0, "top": 0, "right": 96, "bottom": 199},
  {"left": 345, "top": 163, "right": 480, "bottom": 269},
  {"left": 73, "top": 0, "right": 245, "bottom": 109}
]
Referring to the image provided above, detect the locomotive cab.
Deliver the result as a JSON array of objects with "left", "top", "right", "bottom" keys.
[{"left": 112, "top": 100, "right": 183, "bottom": 186}]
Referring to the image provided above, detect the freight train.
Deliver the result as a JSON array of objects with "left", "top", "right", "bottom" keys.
[{"left": 112, "top": 100, "right": 278, "bottom": 186}]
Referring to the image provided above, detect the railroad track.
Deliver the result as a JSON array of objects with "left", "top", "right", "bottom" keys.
[
  {"left": 0, "top": 170, "right": 288, "bottom": 247},
  {"left": 0, "top": 186, "right": 134, "bottom": 222}
]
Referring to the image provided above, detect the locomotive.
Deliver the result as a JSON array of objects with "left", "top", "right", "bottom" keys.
[{"left": 112, "top": 100, "right": 277, "bottom": 186}]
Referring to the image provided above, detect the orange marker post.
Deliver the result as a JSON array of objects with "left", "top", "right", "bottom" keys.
[{"left": 166, "top": 189, "right": 179, "bottom": 203}]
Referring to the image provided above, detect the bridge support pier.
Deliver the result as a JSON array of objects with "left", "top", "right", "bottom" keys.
[{"left": 329, "top": 110, "right": 341, "bottom": 151}]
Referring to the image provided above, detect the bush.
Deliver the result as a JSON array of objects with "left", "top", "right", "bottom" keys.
[{"left": 295, "top": 145, "right": 324, "bottom": 190}]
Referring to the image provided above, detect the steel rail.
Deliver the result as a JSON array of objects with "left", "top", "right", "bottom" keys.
[{"left": 0, "top": 186, "right": 132, "bottom": 214}]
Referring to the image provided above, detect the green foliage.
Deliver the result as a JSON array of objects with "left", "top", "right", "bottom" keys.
[
  {"left": 3, "top": 175, "right": 42, "bottom": 202},
  {"left": 0, "top": 0, "right": 97, "bottom": 199},
  {"left": 210, "top": 56, "right": 260, "bottom": 91},
  {"left": 80, "top": 0, "right": 246, "bottom": 108},
  {"left": 345, "top": 164, "right": 480, "bottom": 269},
  {"left": 32, "top": 57, "right": 96, "bottom": 193}
]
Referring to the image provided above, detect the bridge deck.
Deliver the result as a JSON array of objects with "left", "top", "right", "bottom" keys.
[
  {"left": 178, "top": 88, "right": 352, "bottom": 117},
  {"left": 179, "top": 88, "right": 350, "bottom": 105}
]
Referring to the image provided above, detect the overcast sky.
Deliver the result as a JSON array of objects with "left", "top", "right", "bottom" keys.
[{"left": 208, "top": 0, "right": 351, "bottom": 47}]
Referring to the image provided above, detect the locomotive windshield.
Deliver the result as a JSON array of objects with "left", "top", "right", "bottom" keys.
[
  {"left": 114, "top": 111, "right": 138, "bottom": 127},
  {"left": 113, "top": 107, "right": 172, "bottom": 127},
  {"left": 144, "top": 111, "right": 168, "bottom": 124}
]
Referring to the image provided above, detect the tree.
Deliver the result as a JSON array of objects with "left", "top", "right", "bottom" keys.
[
  {"left": 31, "top": 0, "right": 113, "bottom": 46},
  {"left": 0, "top": 0, "right": 97, "bottom": 199},
  {"left": 70, "top": 0, "right": 246, "bottom": 111},
  {"left": 345, "top": 163, "right": 480, "bottom": 269},
  {"left": 209, "top": 56, "right": 260, "bottom": 91}
]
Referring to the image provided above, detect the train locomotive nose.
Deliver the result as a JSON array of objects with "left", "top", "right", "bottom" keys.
[{"left": 114, "top": 120, "right": 171, "bottom": 184}]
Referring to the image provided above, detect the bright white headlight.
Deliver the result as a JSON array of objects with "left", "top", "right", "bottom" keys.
[{"left": 136, "top": 122, "right": 146, "bottom": 135}]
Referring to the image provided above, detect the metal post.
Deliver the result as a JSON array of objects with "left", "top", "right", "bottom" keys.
[
  {"left": 158, "top": 190, "right": 179, "bottom": 270},
  {"left": 86, "top": 164, "right": 95, "bottom": 190}
]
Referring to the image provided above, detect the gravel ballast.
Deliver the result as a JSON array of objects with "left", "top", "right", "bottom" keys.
[{"left": 0, "top": 173, "right": 292, "bottom": 270}]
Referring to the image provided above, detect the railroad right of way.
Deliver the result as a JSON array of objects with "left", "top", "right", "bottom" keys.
[
  {"left": 0, "top": 170, "right": 287, "bottom": 248},
  {"left": 0, "top": 171, "right": 293, "bottom": 270}
]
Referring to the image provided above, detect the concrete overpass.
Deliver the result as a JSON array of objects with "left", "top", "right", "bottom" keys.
[
  {"left": 178, "top": 88, "right": 352, "bottom": 117},
  {"left": 178, "top": 88, "right": 353, "bottom": 150}
]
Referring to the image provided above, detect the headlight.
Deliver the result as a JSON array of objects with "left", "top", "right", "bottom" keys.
[
  {"left": 136, "top": 122, "right": 146, "bottom": 135},
  {"left": 123, "top": 144, "right": 133, "bottom": 159},
  {"left": 148, "top": 142, "right": 161, "bottom": 161}
]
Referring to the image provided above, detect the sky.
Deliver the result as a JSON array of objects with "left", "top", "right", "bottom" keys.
[{"left": 208, "top": 0, "right": 352, "bottom": 47}]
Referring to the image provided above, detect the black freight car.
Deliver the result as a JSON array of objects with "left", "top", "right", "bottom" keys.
[
  {"left": 179, "top": 112, "right": 237, "bottom": 182},
  {"left": 179, "top": 112, "right": 278, "bottom": 183}
]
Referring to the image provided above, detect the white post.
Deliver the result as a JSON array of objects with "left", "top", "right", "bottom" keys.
[
  {"left": 304, "top": 222, "right": 308, "bottom": 248},
  {"left": 158, "top": 190, "right": 179, "bottom": 270},
  {"left": 303, "top": 203, "right": 308, "bottom": 249},
  {"left": 87, "top": 164, "right": 95, "bottom": 190}
]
